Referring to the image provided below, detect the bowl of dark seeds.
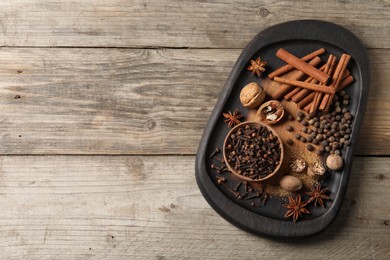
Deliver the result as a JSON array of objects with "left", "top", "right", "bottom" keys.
[{"left": 223, "top": 122, "right": 284, "bottom": 181}]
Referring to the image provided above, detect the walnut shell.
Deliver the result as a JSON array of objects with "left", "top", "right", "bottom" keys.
[
  {"left": 326, "top": 154, "right": 344, "bottom": 171},
  {"left": 280, "top": 175, "right": 303, "bottom": 192},
  {"left": 257, "top": 100, "right": 284, "bottom": 125},
  {"left": 239, "top": 82, "right": 266, "bottom": 108}
]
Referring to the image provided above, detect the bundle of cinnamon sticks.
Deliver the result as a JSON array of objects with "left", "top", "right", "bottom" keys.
[{"left": 269, "top": 48, "right": 354, "bottom": 114}]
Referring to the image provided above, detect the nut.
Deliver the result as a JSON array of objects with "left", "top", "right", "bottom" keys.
[
  {"left": 239, "top": 82, "right": 266, "bottom": 108},
  {"left": 307, "top": 161, "right": 326, "bottom": 179},
  {"left": 326, "top": 154, "right": 344, "bottom": 171},
  {"left": 257, "top": 100, "right": 284, "bottom": 125},
  {"left": 290, "top": 159, "right": 306, "bottom": 172},
  {"left": 280, "top": 175, "right": 303, "bottom": 192}
]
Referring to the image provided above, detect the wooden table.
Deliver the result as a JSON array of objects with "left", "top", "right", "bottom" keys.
[{"left": 0, "top": 1, "right": 389, "bottom": 259}]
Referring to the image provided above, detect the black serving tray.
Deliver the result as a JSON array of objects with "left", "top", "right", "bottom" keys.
[{"left": 195, "top": 20, "right": 370, "bottom": 238}]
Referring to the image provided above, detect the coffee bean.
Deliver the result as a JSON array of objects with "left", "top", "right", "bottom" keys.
[
  {"left": 335, "top": 106, "right": 341, "bottom": 113},
  {"left": 302, "top": 127, "right": 308, "bottom": 133},
  {"left": 314, "top": 122, "right": 319, "bottom": 128},
  {"left": 301, "top": 120, "right": 308, "bottom": 126},
  {"left": 335, "top": 150, "right": 341, "bottom": 155},
  {"left": 343, "top": 94, "right": 349, "bottom": 100},
  {"left": 342, "top": 108, "right": 348, "bottom": 113},
  {"left": 300, "top": 137, "right": 306, "bottom": 142},
  {"left": 295, "top": 133, "right": 301, "bottom": 140},
  {"left": 345, "top": 140, "right": 351, "bottom": 146},
  {"left": 316, "top": 134, "right": 323, "bottom": 141},
  {"left": 287, "top": 115, "right": 294, "bottom": 121},
  {"left": 307, "top": 136, "right": 313, "bottom": 142},
  {"left": 310, "top": 132, "right": 316, "bottom": 138},
  {"left": 297, "top": 116, "right": 302, "bottom": 122},
  {"left": 286, "top": 139, "right": 294, "bottom": 145},
  {"left": 309, "top": 119, "right": 315, "bottom": 125},
  {"left": 307, "top": 129, "right": 313, "bottom": 134},
  {"left": 286, "top": 125, "right": 294, "bottom": 132},
  {"left": 325, "top": 146, "right": 331, "bottom": 152},
  {"left": 343, "top": 100, "right": 349, "bottom": 105},
  {"left": 339, "top": 90, "right": 346, "bottom": 96},
  {"left": 346, "top": 128, "right": 351, "bottom": 134},
  {"left": 313, "top": 139, "right": 319, "bottom": 145}
]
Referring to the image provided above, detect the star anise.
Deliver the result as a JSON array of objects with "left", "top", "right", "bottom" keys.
[
  {"left": 222, "top": 109, "right": 243, "bottom": 128},
  {"left": 306, "top": 184, "right": 330, "bottom": 208},
  {"left": 247, "top": 57, "right": 267, "bottom": 77},
  {"left": 283, "top": 194, "right": 310, "bottom": 223}
]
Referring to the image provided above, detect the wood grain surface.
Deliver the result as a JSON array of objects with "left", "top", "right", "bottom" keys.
[
  {"left": 0, "top": 156, "right": 389, "bottom": 259},
  {"left": 0, "top": 0, "right": 389, "bottom": 48},
  {"left": 0, "top": 48, "right": 388, "bottom": 155},
  {"left": 0, "top": 0, "right": 389, "bottom": 258}
]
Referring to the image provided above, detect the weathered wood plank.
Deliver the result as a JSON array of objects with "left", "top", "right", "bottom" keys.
[
  {"left": 0, "top": 155, "right": 389, "bottom": 259},
  {"left": 0, "top": 48, "right": 388, "bottom": 155},
  {"left": 0, "top": 0, "right": 389, "bottom": 48}
]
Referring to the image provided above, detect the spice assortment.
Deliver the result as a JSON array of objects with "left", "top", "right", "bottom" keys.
[
  {"left": 208, "top": 46, "right": 357, "bottom": 223},
  {"left": 196, "top": 20, "right": 369, "bottom": 237}
]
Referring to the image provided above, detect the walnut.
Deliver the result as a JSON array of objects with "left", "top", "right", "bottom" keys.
[
  {"left": 326, "top": 154, "right": 344, "bottom": 171},
  {"left": 290, "top": 158, "right": 306, "bottom": 173},
  {"left": 239, "top": 82, "right": 266, "bottom": 108},
  {"left": 257, "top": 100, "right": 284, "bottom": 125}
]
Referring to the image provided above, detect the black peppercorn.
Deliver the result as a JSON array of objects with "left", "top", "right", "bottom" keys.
[{"left": 306, "top": 144, "right": 314, "bottom": 151}]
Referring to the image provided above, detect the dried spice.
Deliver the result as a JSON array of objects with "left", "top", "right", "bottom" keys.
[
  {"left": 306, "top": 184, "right": 330, "bottom": 208},
  {"left": 283, "top": 194, "right": 310, "bottom": 223},
  {"left": 222, "top": 109, "right": 243, "bottom": 128},
  {"left": 290, "top": 159, "right": 306, "bottom": 172},
  {"left": 247, "top": 57, "right": 267, "bottom": 77},
  {"left": 224, "top": 123, "right": 282, "bottom": 180}
]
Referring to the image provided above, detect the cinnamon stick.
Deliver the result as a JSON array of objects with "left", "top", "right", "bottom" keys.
[
  {"left": 298, "top": 92, "right": 316, "bottom": 109},
  {"left": 273, "top": 77, "right": 335, "bottom": 94},
  {"left": 338, "top": 75, "right": 354, "bottom": 89},
  {"left": 306, "top": 74, "right": 353, "bottom": 110},
  {"left": 320, "top": 54, "right": 351, "bottom": 111},
  {"left": 304, "top": 102, "right": 312, "bottom": 112},
  {"left": 269, "top": 48, "right": 325, "bottom": 79},
  {"left": 276, "top": 48, "right": 331, "bottom": 85},
  {"left": 310, "top": 55, "right": 336, "bottom": 114},
  {"left": 271, "top": 56, "right": 321, "bottom": 100},
  {"left": 284, "top": 64, "right": 326, "bottom": 100},
  {"left": 291, "top": 68, "right": 350, "bottom": 103}
]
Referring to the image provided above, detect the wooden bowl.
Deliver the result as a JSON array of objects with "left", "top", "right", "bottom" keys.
[
  {"left": 257, "top": 100, "right": 284, "bottom": 125},
  {"left": 223, "top": 121, "right": 284, "bottom": 182}
]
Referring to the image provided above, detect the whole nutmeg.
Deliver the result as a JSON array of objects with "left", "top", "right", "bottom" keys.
[
  {"left": 239, "top": 82, "right": 266, "bottom": 108},
  {"left": 326, "top": 154, "right": 344, "bottom": 171},
  {"left": 280, "top": 175, "right": 303, "bottom": 192}
]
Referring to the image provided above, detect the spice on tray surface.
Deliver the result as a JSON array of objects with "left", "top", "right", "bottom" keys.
[{"left": 210, "top": 47, "right": 355, "bottom": 223}]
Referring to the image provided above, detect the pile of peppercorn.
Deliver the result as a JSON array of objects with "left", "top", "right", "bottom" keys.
[{"left": 286, "top": 90, "right": 353, "bottom": 155}]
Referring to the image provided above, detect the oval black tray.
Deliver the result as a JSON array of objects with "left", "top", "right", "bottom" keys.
[{"left": 195, "top": 20, "right": 370, "bottom": 238}]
